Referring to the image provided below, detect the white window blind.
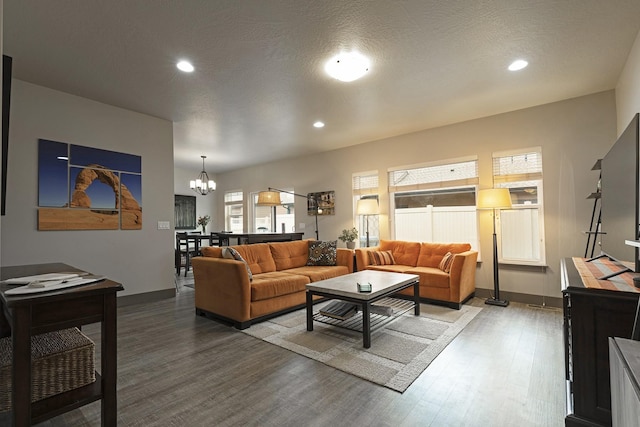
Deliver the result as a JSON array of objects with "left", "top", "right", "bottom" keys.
[
  {"left": 352, "top": 172, "right": 379, "bottom": 197},
  {"left": 388, "top": 159, "right": 478, "bottom": 193}
]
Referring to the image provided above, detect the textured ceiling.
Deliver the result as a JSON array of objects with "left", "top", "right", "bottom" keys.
[{"left": 4, "top": 1, "right": 640, "bottom": 173}]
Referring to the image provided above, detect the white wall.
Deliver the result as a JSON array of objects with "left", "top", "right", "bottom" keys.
[
  {"left": 616, "top": 29, "right": 640, "bottom": 134},
  {"left": 213, "top": 91, "right": 617, "bottom": 300},
  {"left": 1, "top": 80, "right": 175, "bottom": 297}
]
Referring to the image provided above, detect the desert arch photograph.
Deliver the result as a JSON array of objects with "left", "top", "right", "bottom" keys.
[{"left": 37, "top": 139, "right": 142, "bottom": 230}]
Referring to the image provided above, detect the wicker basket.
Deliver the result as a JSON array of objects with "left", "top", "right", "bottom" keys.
[{"left": 0, "top": 327, "right": 95, "bottom": 412}]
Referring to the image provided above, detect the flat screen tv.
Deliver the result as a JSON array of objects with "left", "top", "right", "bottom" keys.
[{"left": 598, "top": 113, "right": 640, "bottom": 278}]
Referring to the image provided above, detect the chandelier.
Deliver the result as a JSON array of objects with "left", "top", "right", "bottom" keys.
[{"left": 190, "top": 155, "right": 216, "bottom": 195}]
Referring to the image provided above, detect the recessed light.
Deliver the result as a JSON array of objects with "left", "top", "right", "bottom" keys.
[
  {"left": 177, "top": 60, "right": 194, "bottom": 73},
  {"left": 313, "top": 121, "right": 325, "bottom": 128},
  {"left": 325, "top": 51, "right": 370, "bottom": 82},
  {"left": 508, "top": 59, "right": 528, "bottom": 71}
]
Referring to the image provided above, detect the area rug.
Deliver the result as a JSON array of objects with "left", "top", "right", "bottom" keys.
[{"left": 241, "top": 300, "right": 482, "bottom": 392}]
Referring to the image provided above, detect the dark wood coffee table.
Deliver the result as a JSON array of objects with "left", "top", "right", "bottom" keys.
[{"left": 306, "top": 270, "right": 420, "bottom": 348}]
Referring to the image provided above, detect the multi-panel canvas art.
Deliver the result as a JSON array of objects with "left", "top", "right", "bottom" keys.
[{"left": 38, "top": 139, "right": 142, "bottom": 230}]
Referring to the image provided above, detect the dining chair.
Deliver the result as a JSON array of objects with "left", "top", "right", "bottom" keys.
[{"left": 175, "top": 232, "right": 198, "bottom": 276}]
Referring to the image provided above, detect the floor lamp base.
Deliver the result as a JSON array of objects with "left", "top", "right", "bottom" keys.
[{"left": 485, "top": 297, "right": 509, "bottom": 307}]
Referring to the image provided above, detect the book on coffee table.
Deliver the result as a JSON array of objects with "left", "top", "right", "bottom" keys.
[{"left": 319, "top": 301, "right": 358, "bottom": 320}]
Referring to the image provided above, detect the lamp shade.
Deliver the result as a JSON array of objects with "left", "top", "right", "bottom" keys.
[
  {"left": 477, "top": 188, "right": 512, "bottom": 209},
  {"left": 356, "top": 198, "right": 379, "bottom": 215},
  {"left": 256, "top": 190, "right": 282, "bottom": 206}
]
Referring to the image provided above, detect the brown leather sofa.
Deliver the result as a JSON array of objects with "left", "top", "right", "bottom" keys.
[
  {"left": 355, "top": 240, "right": 478, "bottom": 309},
  {"left": 192, "top": 240, "right": 354, "bottom": 329}
]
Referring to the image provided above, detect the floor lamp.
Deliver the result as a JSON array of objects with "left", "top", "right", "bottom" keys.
[
  {"left": 356, "top": 199, "right": 378, "bottom": 247},
  {"left": 256, "top": 187, "right": 319, "bottom": 240},
  {"left": 477, "top": 188, "right": 512, "bottom": 307}
]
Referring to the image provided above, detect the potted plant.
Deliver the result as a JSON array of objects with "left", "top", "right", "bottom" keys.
[
  {"left": 197, "top": 215, "right": 211, "bottom": 234},
  {"left": 338, "top": 227, "right": 358, "bottom": 249}
]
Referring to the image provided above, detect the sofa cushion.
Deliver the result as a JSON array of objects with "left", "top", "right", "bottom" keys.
[
  {"left": 307, "top": 240, "right": 337, "bottom": 266},
  {"left": 379, "top": 240, "right": 421, "bottom": 266},
  {"left": 231, "top": 243, "right": 277, "bottom": 274},
  {"left": 438, "top": 252, "right": 453, "bottom": 273},
  {"left": 281, "top": 265, "right": 349, "bottom": 282},
  {"left": 269, "top": 240, "right": 309, "bottom": 270},
  {"left": 222, "top": 247, "right": 253, "bottom": 281},
  {"left": 368, "top": 250, "right": 396, "bottom": 266},
  {"left": 416, "top": 243, "right": 472, "bottom": 268},
  {"left": 201, "top": 246, "right": 223, "bottom": 258},
  {"left": 250, "top": 272, "right": 310, "bottom": 301},
  {"left": 366, "top": 264, "right": 415, "bottom": 274},
  {"left": 406, "top": 266, "right": 451, "bottom": 289}
]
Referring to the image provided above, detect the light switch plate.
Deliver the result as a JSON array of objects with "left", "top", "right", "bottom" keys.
[{"left": 157, "top": 221, "right": 170, "bottom": 230}]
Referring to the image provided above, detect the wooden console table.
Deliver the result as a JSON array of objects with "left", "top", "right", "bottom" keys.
[
  {"left": 0, "top": 263, "right": 123, "bottom": 426},
  {"left": 561, "top": 258, "right": 640, "bottom": 426}
]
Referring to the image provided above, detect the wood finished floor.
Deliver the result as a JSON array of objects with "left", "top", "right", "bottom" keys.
[{"left": 36, "top": 276, "right": 565, "bottom": 427}]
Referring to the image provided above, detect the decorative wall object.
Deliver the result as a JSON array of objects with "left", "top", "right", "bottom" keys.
[
  {"left": 38, "top": 139, "right": 142, "bottom": 230},
  {"left": 175, "top": 195, "right": 196, "bottom": 230},
  {"left": 308, "top": 190, "right": 335, "bottom": 216}
]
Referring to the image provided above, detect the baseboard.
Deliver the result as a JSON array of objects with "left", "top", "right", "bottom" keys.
[
  {"left": 474, "top": 288, "right": 562, "bottom": 308},
  {"left": 117, "top": 288, "right": 176, "bottom": 307}
]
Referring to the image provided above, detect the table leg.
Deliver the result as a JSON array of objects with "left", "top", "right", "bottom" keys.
[
  {"left": 362, "top": 303, "right": 371, "bottom": 348},
  {"left": 306, "top": 292, "right": 314, "bottom": 331},
  {"left": 102, "top": 293, "right": 118, "bottom": 427},
  {"left": 12, "top": 307, "right": 32, "bottom": 426},
  {"left": 413, "top": 281, "right": 420, "bottom": 315}
]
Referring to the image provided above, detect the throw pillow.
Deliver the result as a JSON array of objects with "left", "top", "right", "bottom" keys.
[
  {"left": 307, "top": 240, "right": 337, "bottom": 266},
  {"left": 368, "top": 250, "right": 396, "bottom": 266},
  {"left": 438, "top": 252, "right": 454, "bottom": 273},
  {"left": 222, "top": 247, "right": 253, "bottom": 281}
]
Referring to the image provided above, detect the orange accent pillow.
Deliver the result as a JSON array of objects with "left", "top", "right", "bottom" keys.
[
  {"left": 438, "top": 252, "right": 454, "bottom": 273},
  {"left": 368, "top": 250, "right": 396, "bottom": 266}
]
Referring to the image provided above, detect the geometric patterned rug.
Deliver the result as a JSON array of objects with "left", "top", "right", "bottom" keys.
[{"left": 241, "top": 301, "right": 482, "bottom": 393}]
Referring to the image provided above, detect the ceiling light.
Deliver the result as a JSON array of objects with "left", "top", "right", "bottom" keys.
[
  {"left": 177, "top": 60, "right": 194, "bottom": 73},
  {"left": 325, "top": 51, "right": 370, "bottom": 82},
  {"left": 189, "top": 155, "right": 216, "bottom": 195},
  {"left": 313, "top": 121, "right": 325, "bottom": 128},
  {"left": 508, "top": 59, "right": 528, "bottom": 71}
]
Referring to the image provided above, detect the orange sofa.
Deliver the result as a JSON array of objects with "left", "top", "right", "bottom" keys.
[
  {"left": 355, "top": 240, "right": 478, "bottom": 309},
  {"left": 192, "top": 240, "right": 354, "bottom": 329}
]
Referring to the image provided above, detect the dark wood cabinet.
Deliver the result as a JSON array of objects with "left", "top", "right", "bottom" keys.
[{"left": 561, "top": 258, "right": 640, "bottom": 426}]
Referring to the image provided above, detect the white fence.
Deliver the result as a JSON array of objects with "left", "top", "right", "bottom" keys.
[{"left": 394, "top": 206, "right": 479, "bottom": 251}]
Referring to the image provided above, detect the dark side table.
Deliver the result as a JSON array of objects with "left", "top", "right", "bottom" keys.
[{"left": 0, "top": 263, "right": 123, "bottom": 426}]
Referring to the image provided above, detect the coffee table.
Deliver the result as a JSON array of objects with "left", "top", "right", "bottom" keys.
[{"left": 306, "top": 270, "right": 420, "bottom": 348}]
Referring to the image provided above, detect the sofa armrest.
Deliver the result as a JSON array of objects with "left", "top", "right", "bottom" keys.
[
  {"left": 354, "top": 246, "right": 381, "bottom": 271},
  {"left": 192, "top": 257, "right": 252, "bottom": 323},
  {"left": 448, "top": 250, "right": 478, "bottom": 302},
  {"left": 336, "top": 248, "right": 355, "bottom": 273}
]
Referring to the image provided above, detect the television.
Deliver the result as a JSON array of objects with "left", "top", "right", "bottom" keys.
[
  {"left": 598, "top": 113, "right": 640, "bottom": 278},
  {"left": 1, "top": 54, "right": 12, "bottom": 216}
]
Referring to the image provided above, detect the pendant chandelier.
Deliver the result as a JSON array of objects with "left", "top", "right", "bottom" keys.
[{"left": 190, "top": 155, "right": 216, "bottom": 195}]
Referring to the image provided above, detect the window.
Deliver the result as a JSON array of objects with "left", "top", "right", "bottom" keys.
[
  {"left": 251, "top": 190, "right": 295, "bottom": 233},
  {"left": 353, "top": 171, "right": 379, "bottom": 247},
  {"left": 492, "top": 148, "right": 546, "bottom": 265},
  {"left": 388, "top": 157, "right": 479, "bottom": 250},
  {"left": 224, "top": 191, "right": 243, "bottom": 233}
]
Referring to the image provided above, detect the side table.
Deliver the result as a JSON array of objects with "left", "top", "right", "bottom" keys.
[{"left": 0, "top": 263, "right": 123, "bottom": 426}]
